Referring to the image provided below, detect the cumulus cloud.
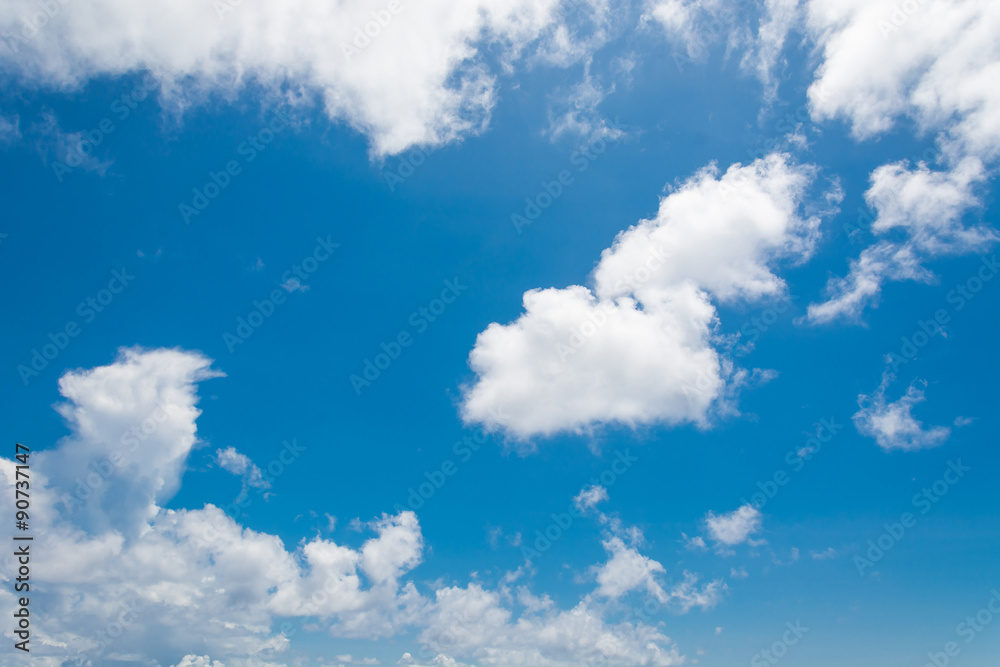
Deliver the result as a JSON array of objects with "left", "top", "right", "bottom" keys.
[
  {"left": 805, "top": 0, "right": 1000, "bottom": 160},
  {"left": 704, "top": 504, "right": 762, "bottom": 546},
  {"left": 0, "top": 347, "right": 716, "bottom": 666},
  {"left": 417, "top": 583, "right": 686, "bottom": 667},
  {"left": 461, "top": 152, "right": 834, "bottom": 439},
  {"left": 853, "top": 373, "right": 951, "bottom": 451},
  {"left": 802, "top": 0, "right": 999, "bottom": 322},
  {"left": 808, "top": 157, "right": 994, "bottom": 322},
  {"left": 592, "top": 536, "right": 725, "bottom": 611},
  {"left": 0, "top": 0, "right": 610, "bottom": 156}
]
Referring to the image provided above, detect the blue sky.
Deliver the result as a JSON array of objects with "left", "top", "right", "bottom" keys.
[{"left": 1, "top": 1, "right": 999, "bottom": 666}]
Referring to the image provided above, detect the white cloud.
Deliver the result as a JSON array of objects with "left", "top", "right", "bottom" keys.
[
  {"left": 0, "top": 347, "right": 715, "bottom": 666},
  {"left": 461, "top": 153, "right": 834, "bottom": 439},
  {"left": 805, "top": 0, "right": 1000, "bottom": 160},
  {"left": 594, "top": 536, "right": 669, "bottom": 600},
  {"left": 801, "top": 0, "right": 1000, "bottom": 323},
  {"left": 172, "top": 657, "right": 226, "bottom": 667},
  {"left": 644, "top": 0, "right": 734, "bottom": 61},
  {"left": 573, "top": 484, "right": 609, "bottom": 512},
  {"left": 217, "top": 446, "right": 270, "bottom": 492},
  {"left": 704, "top": 504, "right": 762, "bottom": 546},
  {"left": 546, "top": 60, "right": 624, "bottom": 142},
  {"left": 682, "top": 533, "right": 707, "bottom": 551},
  {"left": 418, "top": 584, "right": 686, "bottom": 667},
  {"left": 853, "top": 373, "right": 951, "bottom": 451},
  {"left": 808, "top": 157, "right": 994, "bottom": 322},
  {"left": 0, "top": 0, "right": 609, "bottom": 156},
  {"left": 741, "top": 0, "right": 802, "bottom": 103},
  {"left": 810, "top": 548, "right": 838, "bottom": 560}
]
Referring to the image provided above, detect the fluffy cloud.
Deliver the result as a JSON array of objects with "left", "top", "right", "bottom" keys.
[
  {"left": 0, "top": 0, "right": 608, "bottom": 156},
  {"left": 808, "top": 157, "right": 994, "bottom": 322},
  {"left": 461, "top": 152, "right": 834, "bottom": 439},
  {"left": 803, "top": 0, "right": 999, "bottom": 322},
  {"left": 593, "top": 536, "right": 724, "bottom": 611},
  {"left": 805, "top": 0, "right": 1000, "bottom": 160},
  {"left": 416, "top": 583, "right": 686, "bottom": 667},
  {"left": 0, "top": 347, "right": 717, "bottom": 666},
  {"left": 853, "top": 373, "right": 951, "bottom": 451},
  {"left": 704, "top": 504, "right": 762, "bottom": 546}
]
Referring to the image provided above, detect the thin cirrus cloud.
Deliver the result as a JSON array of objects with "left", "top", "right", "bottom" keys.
[
  {"left": 460, "top": 152, "right": 839, "bottom": 440},
  {"left": 0, "top": 347, "right": 720, "bottom": 667},
  {"left": 0, "top": 0, "right": 610, "bottom": 156}
]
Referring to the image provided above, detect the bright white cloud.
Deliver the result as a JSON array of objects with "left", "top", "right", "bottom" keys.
[
  {"left": 805, "top": 0, "right": 1000, "bottom": 160},
  {"left": 801, "top": 0, "right": 1000, "bottom": 322},
  {"left": 594, "top": 536, "right": 668, "bottom": 600},
  {"left": 0, "top": 0, "right": 610, "bottom": 156},
  {"left": 704, "top": 504, "right": 762, "bottom": 546},
  {"left": 461, "top": 153, "right": 833, "bottom": 439},
  {"left": 853, "top": 373, "right": 951, "bottom": 451},
  {"left": 0, "top": 347, "right": 714, "bottom": 666},
  {"left": 417, "top": 583, "right": 685, "bottom": 667},
  {"left": 808, "top": 157, "right": 994, "bottom": 322}
]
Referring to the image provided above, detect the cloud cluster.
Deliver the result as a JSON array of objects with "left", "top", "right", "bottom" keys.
[
  {"left": 0, "top": 347, "right": 718, "bottom": 666},
  {"left": 461, "top": 152, "right": 834, "bottom": 439},
  {"left": 804, "top": 0, "right": 1000, "bottom": 322}
]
